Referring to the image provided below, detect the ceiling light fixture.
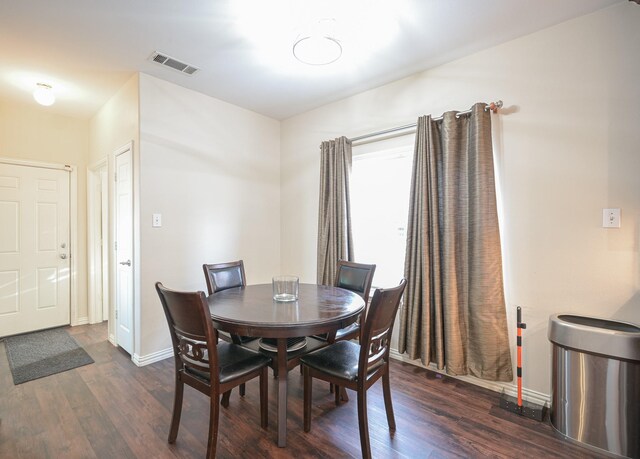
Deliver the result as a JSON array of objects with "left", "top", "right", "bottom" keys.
[
  {"left": 33, "top": 83, "right": 55, "bottom": 106},
  {"left": 293, "top": 19, "right": 342, "bottom": 65}
]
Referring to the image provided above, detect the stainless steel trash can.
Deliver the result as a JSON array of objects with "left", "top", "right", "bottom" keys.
[{"left": 548, "top": 314, "right": 640, "bottom": 458}]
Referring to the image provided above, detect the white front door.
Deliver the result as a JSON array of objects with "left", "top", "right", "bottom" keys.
[
  {"left": 115, "top": 147, "right": 133, "bottom": 353},
  {"left": 0, "top": 163, "right": 70, "bottom": 337}
]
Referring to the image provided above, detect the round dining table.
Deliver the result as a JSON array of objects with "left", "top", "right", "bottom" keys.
[{"left": 207, "top": 283, "right": 365, "bottom": 447}]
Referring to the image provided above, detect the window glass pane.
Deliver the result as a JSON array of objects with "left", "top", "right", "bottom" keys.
[{"left": 351, "top": 144, "right": 413, "bottom": 287}]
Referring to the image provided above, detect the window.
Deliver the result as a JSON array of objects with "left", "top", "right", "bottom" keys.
[{"left": 351, "top": 136, "right": 414, "bottom": 288}]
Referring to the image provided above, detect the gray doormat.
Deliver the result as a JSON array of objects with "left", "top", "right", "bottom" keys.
[{"left": 4, "top": 328, "right": 94, "bottom": 385}]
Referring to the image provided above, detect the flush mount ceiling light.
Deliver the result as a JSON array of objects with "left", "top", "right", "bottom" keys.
[
  {"left": 293, "top": 18, "right": 342, "bottom": 65},
  {"left": 33, "top": 83, "right": 55, "bottom": 106}
]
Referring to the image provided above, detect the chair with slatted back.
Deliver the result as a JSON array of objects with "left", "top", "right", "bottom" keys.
[
  {"left": 156, "top": 282, "right": 270, "bottom": 459},
  {"left": 300, "top": 279, "right": 407, "bottom": 459}
]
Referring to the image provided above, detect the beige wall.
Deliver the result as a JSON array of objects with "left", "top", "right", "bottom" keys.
[
  {"left": 88, "top": 73, "right": 140, "bottom": 347},
  {"left": 0, "top": 99, "right": 90, "bottom": 322},
  {"left": 89, "top": 74, "right": 139, "bottom": 165},
  {"left": 280, "top": 3, "right": 640, "bottom": 397},
  {"left": 138, "top": 74, "right": 281, "bottom": 356}
]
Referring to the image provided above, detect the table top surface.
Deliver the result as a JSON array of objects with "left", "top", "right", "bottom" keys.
[{"left": 207, "top": 283, "right": 364, "bottom": 331}]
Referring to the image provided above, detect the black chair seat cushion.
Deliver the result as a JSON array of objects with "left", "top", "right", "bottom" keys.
[
  {"left": 312, "top": 322, "right": 360, "bottom": 342},
  {"left": 334, "top": 322, "right": 359, "bottom": 340},
  {"left": 300, "top": 341, "right": 364, "bottom": 381},
  {"left": 185, "top": 343, "right": 271, "bottom": 384}
]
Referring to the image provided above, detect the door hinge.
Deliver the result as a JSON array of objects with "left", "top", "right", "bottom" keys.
[
  {"left": 114, "top": 172, "right": 117, "bottom": 182},
  {"left": 115, "top": 241, "right": 118, "bottom": 251},
  {"left": 115, "top": 308, "right": 118, "bottom": 319}
]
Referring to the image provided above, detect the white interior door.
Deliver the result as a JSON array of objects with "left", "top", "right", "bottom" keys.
[
  {"left": 115, "top": 147, "right": 134, "bottom": 353},
  {"left": 100, "top": 167, "right": 109, "bottom": 321},
  {"left": 88, "top": 162, "right": 109, "bottom": 324},
  {"left": 0, "top": 163, "right": 70, "bottom": 337}
]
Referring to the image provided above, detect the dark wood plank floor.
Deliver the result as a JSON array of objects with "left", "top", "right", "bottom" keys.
[{"left": 0, "top": 323, "right": 602, "bottom": 458}]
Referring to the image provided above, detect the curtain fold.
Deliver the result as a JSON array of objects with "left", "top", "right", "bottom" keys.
[
  {"left": 317, "top": 136, "right": 354, "bottom": 285},
  {"left": 399, "top": 103, "right": 512, "bottom": 382}
]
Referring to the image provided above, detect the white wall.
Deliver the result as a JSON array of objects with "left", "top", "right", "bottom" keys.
[
  {"left": 280, "top": 3, "right": 640, "bottom": 397},
  {"left": 88, "top": 74, "right": 140, "bottom": 346},
  {"left": 0, "top": 99, "right": 90, "bottom": 323},
  {"left": 138, "top": 74, "right": 281, "bottom": 357},
  {"left": 88, "top": 74, "right": 139, "bottom": 166}
]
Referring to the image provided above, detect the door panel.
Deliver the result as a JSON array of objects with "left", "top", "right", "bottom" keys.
[
  {"left": 0, "top": 271, "right": 19, "bottom": 314},
  {"left": 37, "top": 202, "right": 58, "bottom": 250},
  {"left": 0, "top": 201, "right": 19, "bottom": 252},
  {"left": 0, "top": 163, "right": 70, "bottom": 337}
]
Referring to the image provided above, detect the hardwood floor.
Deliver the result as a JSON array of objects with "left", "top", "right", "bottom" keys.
[{"left": 0, "top": 323, "right": 602, "bottom": 458}]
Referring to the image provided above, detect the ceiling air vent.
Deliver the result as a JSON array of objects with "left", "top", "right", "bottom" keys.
[{"left": 149, "top": 51, "right": 200, "bottom": 76}]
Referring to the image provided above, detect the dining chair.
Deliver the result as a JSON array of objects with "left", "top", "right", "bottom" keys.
[
  {"left": 328, "top": 260, "right": 376, "bottom": 343},
  {"left": 203, "top": 261, "right": 252, "bottom": 339},
  {"left": 300, "top": 279, "right": 407, "bottom": 459},
  {"left": 156, "top": 282, "right": 270, "bottom": 459},
  {"left": 313, "top": 261, "right": 376, "bottom": 344},
  {"left": 203, "top": 260, "right": 259, "bottom": 401},
  {"left": 312, "top": 260, "right": 376, "bottom": 398},
  {"left": 203, "top": 260, "right": 246, "bottom": 296}
]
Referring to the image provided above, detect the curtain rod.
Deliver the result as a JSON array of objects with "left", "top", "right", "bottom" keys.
[{"left": 349, "top": 100, "right": 503, "bottom": 144}]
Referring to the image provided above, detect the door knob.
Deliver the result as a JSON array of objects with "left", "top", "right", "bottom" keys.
[
  {"left": 60, "top": 253, "right": 67, "bottom": 259},
  {"left": 120, "top": 260, "right": 132, "bottom": 266}
]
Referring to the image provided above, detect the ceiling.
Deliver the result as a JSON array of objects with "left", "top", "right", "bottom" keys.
[{"left": 0, "top": 0, "right": 622, "bottom": 120}]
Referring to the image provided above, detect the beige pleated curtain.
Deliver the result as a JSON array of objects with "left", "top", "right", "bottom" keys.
[
  {"left": 317, "top": 136, "right": 354, "bottom": 285},
  {"left": 398, "top": 103, "right": 513, "bottom": 382}
]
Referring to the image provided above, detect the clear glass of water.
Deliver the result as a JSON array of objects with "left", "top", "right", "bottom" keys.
[{"left": 272, "top": 275, "right": 299, "bottom": 302}]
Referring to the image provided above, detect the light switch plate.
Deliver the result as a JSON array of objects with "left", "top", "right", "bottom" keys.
[
  {"left": 602, "top": 208, "right": 620, "bottom": 228},
  {"left": 152, "top": 213, "right": 162, "bottom": 227}
]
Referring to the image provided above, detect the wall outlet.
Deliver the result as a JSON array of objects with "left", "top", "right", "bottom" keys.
[
  {"left": 152, "top": 213, "right": 162, "bottom": 228},
  {"left": 602, "top": 208, "right": 620, "bottom": 228}
]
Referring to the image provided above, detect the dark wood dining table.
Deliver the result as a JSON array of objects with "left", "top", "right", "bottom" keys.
[{"left": 207, "top": 283, "right": 365, "bottom": 447}]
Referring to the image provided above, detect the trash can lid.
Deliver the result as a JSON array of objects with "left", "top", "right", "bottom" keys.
[{"left": 548, "top": 314, "right": 640, "bottom": 361}]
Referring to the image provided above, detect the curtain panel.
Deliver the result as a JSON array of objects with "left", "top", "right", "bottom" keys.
[
  {"left": 317, "top": 136, "right": 354, "bottom": 285},
  {"left": 399, "top": 103, "right": 512, "bottom": 382}
]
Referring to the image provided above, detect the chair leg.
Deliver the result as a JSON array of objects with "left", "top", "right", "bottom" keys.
[
  {"left": 334, "top": 385, "right": 349, "bottom": 405},
  {"left": 206, "top": 395, "right": 220, "bottom": 459},
  {"left": 303, "top": 366, "right": 312, "bottom": 432},
  {"left": 221, "top": 389, "right": 231, "bottom": 408},
  {"left": 357, "top": 388, "right": 372, "bottom": 459},
  {"left": 382, "top": 366, "right": 396, "bottom": 431},
  {"left": 259, "top": 367, "right": 268, "bottom": 429},
  {"left": 168, "top": 378, "right": 184, "bottom": 443},
  {"left": 240, "top": 383, "right": 246, "bottom": 397}
]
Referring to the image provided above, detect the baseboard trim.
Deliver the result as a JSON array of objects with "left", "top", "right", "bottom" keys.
[
  {"left": 389, "top": 349, "right": 550, "bottom": 407},
  {"left": 132, "top": 347, "right": 173, "bottom": 367},
  {"left": 71, "top": 316, "right": 89, "bottom": 326}
]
